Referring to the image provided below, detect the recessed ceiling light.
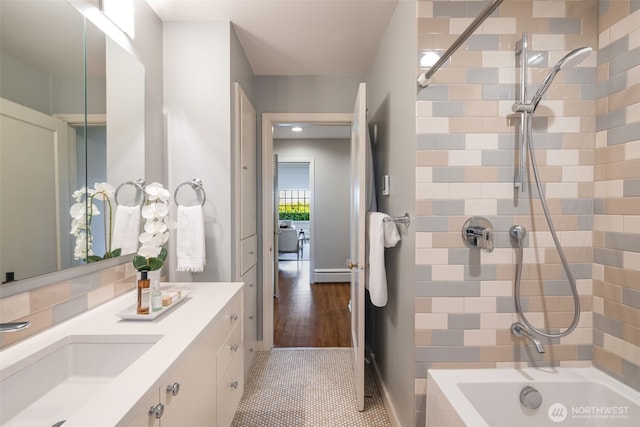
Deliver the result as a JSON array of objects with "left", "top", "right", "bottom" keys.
[
  {"left": 419, "top": 51, "right": 441, "bottom": 68},
  {"left": 291, "top": 126, "right": 303, "bottom": 132}
]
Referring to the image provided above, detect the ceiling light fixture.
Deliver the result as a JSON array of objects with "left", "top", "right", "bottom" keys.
[
  {"left": 291, "top": 126, "right": 303, "bottom": 132},
  {"left": 419, "top": 51, "right": 441, "bottom": 68},
  {"left": 100, "top": 0, "right": 135, "bottom": 39}
]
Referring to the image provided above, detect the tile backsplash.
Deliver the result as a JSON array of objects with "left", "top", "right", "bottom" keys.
[{"left": 0, "top": 262, "right": 137, "bottom": 347}]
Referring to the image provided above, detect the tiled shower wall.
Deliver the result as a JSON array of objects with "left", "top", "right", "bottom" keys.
[
  {"left": 415, "top": 0, "right": 605, "bottom": 424},
  {"left": 593, "top": 0, "right": 640, "bottom": 390}
]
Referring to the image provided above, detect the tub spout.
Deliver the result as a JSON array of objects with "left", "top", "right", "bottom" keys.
[{"left": 511, "top": 323, "right": 545, "bottom": 353}]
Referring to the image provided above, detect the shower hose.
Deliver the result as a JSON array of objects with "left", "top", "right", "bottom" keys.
[{"left": 513, "top": 113, "right": 581, "bottom": 339}]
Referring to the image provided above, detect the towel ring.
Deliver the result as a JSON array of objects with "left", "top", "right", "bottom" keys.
[
  {"left": 174, "top": 178, "right": 206, "bottom": 207},
  {"left": 114, "top": 178, "right": 146, "bottom": 207}
]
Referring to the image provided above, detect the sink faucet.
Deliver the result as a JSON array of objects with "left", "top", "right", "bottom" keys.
[
  {"left": 0, "top": 321, "right": 31, "bottom": 332},
  {"left": 511, "top": 322, "right": 545, "bottom": 353}
]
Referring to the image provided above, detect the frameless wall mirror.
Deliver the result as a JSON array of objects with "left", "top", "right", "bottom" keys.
[{"left": 0, "top": 0, "right": 145, "bottom": 286}]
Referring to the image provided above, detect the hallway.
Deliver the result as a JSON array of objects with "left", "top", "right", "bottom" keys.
[{"left": 274, "top": 246, "right": 351, "bottom": 348}]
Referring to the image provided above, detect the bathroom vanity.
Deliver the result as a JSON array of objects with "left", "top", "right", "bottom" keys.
[{"left": 0, "top": 282, "right": 244, "bottom": 427}]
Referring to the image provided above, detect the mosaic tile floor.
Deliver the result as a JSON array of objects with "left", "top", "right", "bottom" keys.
[{"left": 231, "top": 348, "right": 392, "bottom": 427}]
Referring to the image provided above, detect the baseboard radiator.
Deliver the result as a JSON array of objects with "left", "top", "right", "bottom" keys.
[{"left": 313, "top": 268, "right": 350, "bottom": 283}]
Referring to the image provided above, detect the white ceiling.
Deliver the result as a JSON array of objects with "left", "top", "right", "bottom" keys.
[{"left": 145, "top": 0, "right": 399, "bottom": 76}]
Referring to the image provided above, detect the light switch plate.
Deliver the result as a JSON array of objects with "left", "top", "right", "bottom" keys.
[{"left": 382, "top": 175, "right": 390, "bottom": 196}]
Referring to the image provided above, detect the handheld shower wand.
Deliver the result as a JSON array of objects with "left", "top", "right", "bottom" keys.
[
  {"left": 529, "top": 46, "right": 593, "bottom": 112},
  {"left": 509, "top": 43, "right": 592, "bottom": 344}
]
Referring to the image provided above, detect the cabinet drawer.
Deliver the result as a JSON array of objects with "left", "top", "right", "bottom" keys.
[
  {"left": 217, "top": 322, "right": 243, "bottom": 388},
  {"left": 217, "top": 353, "right": 244, "bottom": 427},
  {"left": 211, "top": 293, "right": 242, "bottom": 348},
  {"left": 243, "top": 296, "right": 256, "bottom": 340},
  {"left": 242, "top": 265, "right": 257, "bottom": 308},
  {"left": 240, "top": 234, "right": 257, "bottom": 275},
  {"left": 244, "top": 341, "right": 256, "bottom": 380}
]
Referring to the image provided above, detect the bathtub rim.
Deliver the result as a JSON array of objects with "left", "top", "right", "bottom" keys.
[{"left": 426, "top": 366, "right": 640, "bottom": 427}]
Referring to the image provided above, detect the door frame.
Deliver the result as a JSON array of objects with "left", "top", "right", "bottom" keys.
[{"left": 260, "top": 112, "right": 352, "bottom": 350}]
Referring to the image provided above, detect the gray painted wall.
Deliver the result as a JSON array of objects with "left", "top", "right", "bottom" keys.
[
  {"left": 366, "top": 2, "right": 416, "bottom": 426},
  {"left": 274, "top": 138, "right": 351, "bottom": 272},
  {"left": 163, "top": 22, "right": 255, "bottom": 283},
  {"left": 163, "top": 22, "right": 233, "bottom": 282},
  {"left": 253, "top": 75, "right": 363, "bottom": 115}
]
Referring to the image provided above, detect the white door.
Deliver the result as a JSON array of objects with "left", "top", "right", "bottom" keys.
[
  {"left": 349, "top": 83, "right": 367, "bottom": 411},
  {"left": 1, "top": 98, "right": 69, "bottom": 280},
  {"left": 273, "top": 154, "right": 280, "bottom": 298}
]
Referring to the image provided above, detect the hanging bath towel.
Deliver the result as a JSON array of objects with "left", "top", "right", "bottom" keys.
[
  {"left": 366, "top": 212, "right": 401, "bottom": 307},
  {"left": 176, "top": 205, "right": 206, "bottom": 273},
  {"left": 111, "top": 205, "right": 141, "bottom": 255}
]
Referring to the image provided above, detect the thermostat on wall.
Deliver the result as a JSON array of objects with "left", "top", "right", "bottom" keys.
[{"left": 382, "top": 175, "right": 390, "bottom": 196}]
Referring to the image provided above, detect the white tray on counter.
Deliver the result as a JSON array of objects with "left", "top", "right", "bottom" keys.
[{"left": 117, "top": 290, "right": 189, "bottom": 320}]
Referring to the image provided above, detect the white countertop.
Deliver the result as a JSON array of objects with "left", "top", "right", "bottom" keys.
[{"left": 0, "top": 281, "right": 244, "bottom": 427}]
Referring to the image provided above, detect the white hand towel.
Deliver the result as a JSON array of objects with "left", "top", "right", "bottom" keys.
[
  {"left": 366, "top": 212, "right": 401, "bottom": 307},
  {"left": 176, "top": 205, "right": 206, "bottom": 273},
  {"left": 111, "top": 205, "right": 141, "bottom": 255}
]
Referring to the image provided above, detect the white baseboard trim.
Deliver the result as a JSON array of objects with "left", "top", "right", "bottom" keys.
[
  {"left": 313, "top": 268, "right": 350, "bottom": 283},
  {"left": 370, "top": 353, "right": 401, "bottom": 427}
]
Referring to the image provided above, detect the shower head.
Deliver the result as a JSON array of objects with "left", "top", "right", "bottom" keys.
[{"left": 530, "top": 46, "right": 592, "bottom": 112}]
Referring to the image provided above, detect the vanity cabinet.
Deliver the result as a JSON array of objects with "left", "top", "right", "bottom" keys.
[
  {"left": 234, "top": 83, "right": 258, "bottom": 379},
  {"left": 125, "top": 292, "right": 243, "bottom": 427}
]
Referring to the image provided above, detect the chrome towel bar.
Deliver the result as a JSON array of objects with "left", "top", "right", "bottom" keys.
[{"left": 383, "top": 213, "right": 410, "bottom": 227}]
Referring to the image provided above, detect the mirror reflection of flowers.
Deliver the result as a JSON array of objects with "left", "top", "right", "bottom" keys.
[
  {"left": 70, "top": 182, "right": 120, "bottom": 262},
  {"left": 133, "top": 182, "right": 172, "bottom": 271}
]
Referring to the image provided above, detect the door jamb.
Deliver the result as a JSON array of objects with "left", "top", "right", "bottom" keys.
[{"left": 259, "top": 112, "right": 353, "bottom": 351}]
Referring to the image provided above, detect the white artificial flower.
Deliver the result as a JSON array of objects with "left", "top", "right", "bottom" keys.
[
  {"left": 144, "top": 220, "right": 168, "bottom": 234},
  {"left": 72, "top": 187, "right": 86, "bottom": 202},
  {"left": 92, "top": 182, "right": 115, "bottom": 201},
  {"left": 135, "top": 182, "right": 172, "bottom": 268},
  {"left": 141, "top": 202, "right": 168, "bottom": 219},
  {"left": 69, "top": 203, "right": 86, "bottom": 219},
  {"left": 145, "top": 182, "right": 170, "bottom": 203},
  {"left": 138, "top": 245, "right": 160, "bottom": 258},
  {"left": 69, "top": 182, "right": 115, "bottom": 262}
]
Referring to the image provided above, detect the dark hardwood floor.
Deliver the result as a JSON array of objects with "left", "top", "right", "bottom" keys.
[{"left": 274, "top": 255, "right": 351, "bottom": 348}]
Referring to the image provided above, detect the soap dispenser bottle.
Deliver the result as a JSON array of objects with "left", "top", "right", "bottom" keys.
[
  {"left": 151, "top": 275, "right": 162, "bottom": 312},
  {"left": 137, "top": 271, "right": 150, "bottom": 315}
]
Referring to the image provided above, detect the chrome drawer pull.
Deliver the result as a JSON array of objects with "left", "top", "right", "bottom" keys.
[
  {"left": 230, "top": 313, "right": 238, "bottom": 321},
  {"left": 149, "top": 403, "right": 164, "bottom": 419},
  {"left": 166, "top": 382, "right": 180, "bottom": 396},
  {"left": 230, "top": 381, "right": 239, "bottom": 389},
  {"left": 230, "top": 344, "right": 239, "bottom": 352}
]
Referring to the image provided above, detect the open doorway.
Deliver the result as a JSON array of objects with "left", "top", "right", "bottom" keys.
[
  {"left": 276, "top": 160, "right": 312, "bottom": 267},
  {"left": 263, "top": 115, "right": 353, "bottom": 348}
]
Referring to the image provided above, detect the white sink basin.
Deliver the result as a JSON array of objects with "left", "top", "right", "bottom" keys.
[{"left": 0, "top": 334, "right": 162, "bottom": 427}]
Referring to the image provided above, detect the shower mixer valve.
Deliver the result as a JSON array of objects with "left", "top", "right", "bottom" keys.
[
  {"left": 462, "top": 217, "right": 494, "bottom": 252},
  {"left": 466, "top": 226, "right": 492, "bottom": 251}
]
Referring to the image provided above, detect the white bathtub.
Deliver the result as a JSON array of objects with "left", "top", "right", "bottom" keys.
[{"left": 426, "top": 367, "right": 640, "bottom": 427}]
